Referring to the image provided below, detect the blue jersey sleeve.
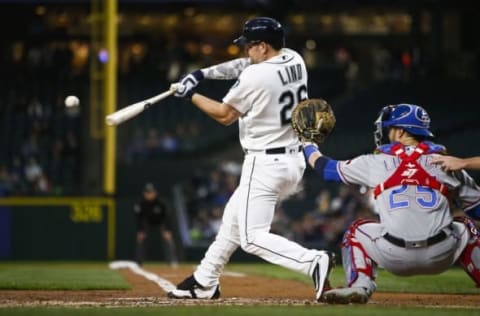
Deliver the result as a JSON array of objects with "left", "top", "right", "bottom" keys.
[{"left": 313, "top": 156, "right": 342, "bottom": 182}]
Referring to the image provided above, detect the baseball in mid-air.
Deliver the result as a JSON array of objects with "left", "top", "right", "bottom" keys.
[{"left": 65, "top": 95, "right": 80, "bottom": 107}]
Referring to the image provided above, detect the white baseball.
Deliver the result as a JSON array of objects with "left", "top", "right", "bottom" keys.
[{"left": 65, "top": 95, "right": 80, "bottom": 107}]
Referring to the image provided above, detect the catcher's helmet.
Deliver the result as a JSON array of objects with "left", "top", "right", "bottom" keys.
[
  {"left": 233, "top": 17, "right": 285, "bottom": 49},
  {"left": 374, "top": 103, "right": 433, "bottom": 146}
]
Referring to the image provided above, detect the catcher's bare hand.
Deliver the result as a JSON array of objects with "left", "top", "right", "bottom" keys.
[
  {"left": 291, "top": 98, "right": 336, "bottom": 145},
  {"left": 431, "top": 156, "right": 467, "bottom": 172}
]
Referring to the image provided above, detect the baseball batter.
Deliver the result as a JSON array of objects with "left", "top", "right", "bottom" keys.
[
  {"left": 168, "top": 17, "right": 333, "bottom": 301},
  {"left": 302, "top": 103, "right": 480, "bottom": 303}
]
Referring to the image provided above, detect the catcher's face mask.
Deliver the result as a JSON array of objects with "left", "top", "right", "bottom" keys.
[{"left": 373, "top": 105, "right": 396, "bottom": 147}]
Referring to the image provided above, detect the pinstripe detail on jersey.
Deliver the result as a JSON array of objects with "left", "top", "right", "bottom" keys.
[
  {"left": 244, "top": 156, "right": 256, "bottom": 244},
  {"left": 465, "top": 198, "right": 480, "bottom": 210},
  {"left": 356, "top": 224, "right": 377, "bottom": 241},
  {"left": 337, "top": 162, "right": 352, "bottom": 185},
  {"left": 248, "top": 239, "right": 317, "bottom": 264},
  {"left": 465, "top": 198, "right": 480, "bottom": 220}
]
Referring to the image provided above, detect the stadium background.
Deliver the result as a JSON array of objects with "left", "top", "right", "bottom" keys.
[{"left": 0, "top": 0, "right": 479, "bottom": 263}]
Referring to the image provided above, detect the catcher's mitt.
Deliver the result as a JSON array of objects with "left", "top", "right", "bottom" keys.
[{"left": 291, "top": 98, "right": 336, "bottom": 145}]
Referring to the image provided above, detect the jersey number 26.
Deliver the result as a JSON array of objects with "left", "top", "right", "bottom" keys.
[{"left": 279, "top": 84, "right": 307, "bottom": 125}]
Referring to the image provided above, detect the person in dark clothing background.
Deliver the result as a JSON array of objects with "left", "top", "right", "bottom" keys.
[{"left": 134, "top": 182, "right": 178, "bottom": 266}]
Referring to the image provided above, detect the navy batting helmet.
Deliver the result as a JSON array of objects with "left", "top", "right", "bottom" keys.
[
  {"left": 374, "top": 103, "right": 433, "bottom": 146},
  {"left": 233, "top": 17, "right": 285, "bottom": 49}
]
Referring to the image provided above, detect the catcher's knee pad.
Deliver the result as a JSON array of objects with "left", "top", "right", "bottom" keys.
[
  {"left": 455, "top": 216, "right": 480, "bottom": 287},
  {"left": 341, "top": 219, "right": 377, "bottom": 287}
]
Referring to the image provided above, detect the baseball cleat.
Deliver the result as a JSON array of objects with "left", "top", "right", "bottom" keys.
[
  {"left": 310, "top": 251, "right": 335, "bottom": 302},
  {"left": 167, "top": 275, "right": 220, "bottom": 299},
  {"left": 322, "top": 287, "right": 369, "bottom": 304}
]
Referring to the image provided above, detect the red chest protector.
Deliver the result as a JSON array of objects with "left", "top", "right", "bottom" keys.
[{"left": 373, "top": 142, "right": 449, "bottom": 199}]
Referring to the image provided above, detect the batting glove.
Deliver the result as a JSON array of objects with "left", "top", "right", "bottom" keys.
[
  {"left": 174, "top": 70, "right": 204, "bottom": 97},
  {"left": 170, "top": 82, "right": 195, "bottom": 99}
]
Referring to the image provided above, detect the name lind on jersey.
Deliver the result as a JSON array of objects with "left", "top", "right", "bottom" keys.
[{"left": 277, "top": 64, "right": 303, "bottom": 85}]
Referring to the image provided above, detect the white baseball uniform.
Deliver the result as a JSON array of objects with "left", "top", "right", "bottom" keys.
[
  {"left": 193, "top": 48, "right": 323, "bottom": 287},
  {"left": 315, "top": 141, "right": 480, "bottom": 293}
]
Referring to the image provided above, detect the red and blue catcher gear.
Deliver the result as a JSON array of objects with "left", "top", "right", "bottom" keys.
[
  {"left": 455, "top": 216, "right": 480, "bottom": 287},
  {"left": 341, "top": 219, "right": 377, "bottom": 288},
  {"left": 373, "top": 142, "right": 449, "bottom": 199}
]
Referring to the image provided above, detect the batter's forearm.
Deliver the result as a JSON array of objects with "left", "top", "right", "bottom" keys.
[
  {"left": 191, "top": 93, "right": 239, "bottom": 126},
  {"left": 201, "top": 58, "right": 251, "bottom": 80}
]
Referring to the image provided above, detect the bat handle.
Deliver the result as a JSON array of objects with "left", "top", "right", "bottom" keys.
[{"left": 148, "top": 89, "right": 176, "bottom": 104}]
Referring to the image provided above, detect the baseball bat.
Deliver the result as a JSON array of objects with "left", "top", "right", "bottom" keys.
[{"left": 105, "top": 88, "right": 175, "bottom": 126}]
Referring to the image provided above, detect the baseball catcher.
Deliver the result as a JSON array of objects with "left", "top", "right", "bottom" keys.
[
  {"left": 301, "top": 103, "right": 480, "bottom": 304},
  {"left": 291, "top": 98, "right": 336, "bottom": 145}
]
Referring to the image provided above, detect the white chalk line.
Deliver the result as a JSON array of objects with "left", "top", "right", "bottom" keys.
[
  {"left": 109, "top": 261, "right": 245, "bottom": 293},
  {"left": 109, "top": 261, "right": 176, "bottom": 292},
  {"left": 223, "top": 271, "right": 246, "bottom": 277}
]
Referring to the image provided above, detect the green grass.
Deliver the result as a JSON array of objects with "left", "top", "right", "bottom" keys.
[
  {"left": 0, "top": 262, "right": 477, "bottom": 294},
  {"left": 0, "top": 262, "right": 478, "bottom": 316},
  {"left": 0, "top": 262, "right": 130, "bottom": 290},
  {"left": 0, "top": 306, "right": 478, "bottom": 316},
  {"left": 376, "top": 268, "right": 478, "bottom": 294},
  {"left": 227, "top": 263, "right": 480, "bottom": 294}
]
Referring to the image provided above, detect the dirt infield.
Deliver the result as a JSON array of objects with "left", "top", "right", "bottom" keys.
[{"left": 0, "top": 266, "right": 478, "bottom": 308}]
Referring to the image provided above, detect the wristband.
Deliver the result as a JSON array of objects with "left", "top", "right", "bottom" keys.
[
  {"left": 303, "top": 143, "right": 319, "bottom": 161},
  {"left": 185, "top": 89, "right": 195, "bottom": 99},
  {"left": 192, "top": 69, "right": 204, "bottom": 81}
]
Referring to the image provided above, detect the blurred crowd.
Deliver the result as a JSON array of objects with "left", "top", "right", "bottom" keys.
[
  {"left": 179, "top": 161, "right": 241, "bottom": 244},
  {"left": 178, "top": 162, "right": 376, "bottom": 249},
  {"left": 125, "top": 123, "right": 203, "bottom": 163},
  {"left": 0, "top": 42, "right": 83, "bottom": 196},
  {"left": 276, "top": 185, "right": 376, "bottom": 250}
]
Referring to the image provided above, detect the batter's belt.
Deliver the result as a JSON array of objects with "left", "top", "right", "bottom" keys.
[
  {"left": 383, "top": 225, "right": 452, "bottom": 249},
  {"left": 244, "top": 145, "right": 302, "bottom": 155}
]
